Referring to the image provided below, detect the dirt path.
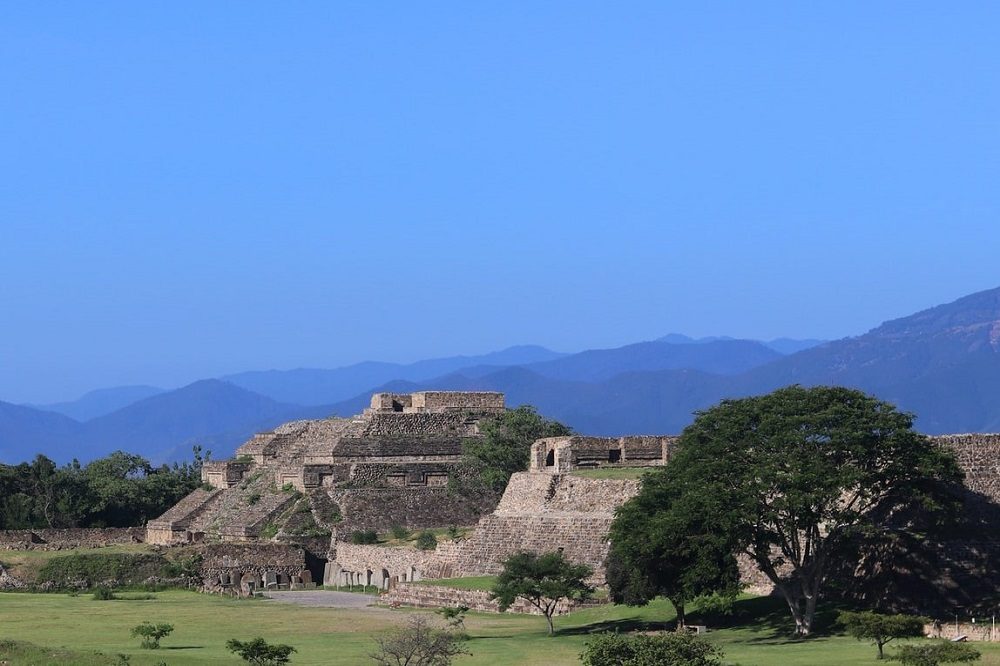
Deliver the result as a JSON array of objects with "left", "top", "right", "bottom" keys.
[{"left": 263, "top": 590, "right": 383, "bottom": 610}]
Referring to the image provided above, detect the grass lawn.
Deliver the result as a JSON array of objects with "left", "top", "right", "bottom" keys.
[
  {"left": 570, "top": 467, "right": 652, "bottom": 480},
  {"left": 3, "top": 591, "right": 1000, "bottom": 665}
]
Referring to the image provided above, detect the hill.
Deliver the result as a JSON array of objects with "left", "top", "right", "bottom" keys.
[{"left": 34, "top": 385, "right": 165, "bottom": 421}]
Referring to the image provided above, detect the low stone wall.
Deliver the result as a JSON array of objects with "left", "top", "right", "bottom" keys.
[
  {"left": 328, "top": 542, "right": 451, "bottom": 587},
  {"left": 0, "top": 527, "right": 145, "bottom": 551},
  {"left": 381, "top": 582, "right": 606, "bottom": 615},
  {"left": 926, "top": 620, "right": 1000, "bottom": 642}
]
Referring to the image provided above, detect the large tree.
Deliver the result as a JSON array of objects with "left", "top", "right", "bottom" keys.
[
  {"left": 648, "top": 385, "right": 961, "bottom": 636},
  {"left": 607, "top": 468, "right": 741, "bottom": 628}
]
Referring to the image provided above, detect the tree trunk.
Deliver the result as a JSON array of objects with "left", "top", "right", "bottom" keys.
[
  {"left": 877, "top": 641, "right": 885, "bottom": 659},
  {"left": 672, "top": 600, "right": 686, "bottom": 630},
  {"left": 545, "top": 611, "right": 555, "bottom": 636}
]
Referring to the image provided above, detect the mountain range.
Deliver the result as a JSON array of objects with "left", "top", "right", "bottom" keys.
[{"left": 4, "top": 286, "right": 1000, "bottom": 464}]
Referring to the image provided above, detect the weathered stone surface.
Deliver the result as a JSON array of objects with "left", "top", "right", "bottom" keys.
[{"left": 0, "top": 527, "right": 144, "bottom": 551}]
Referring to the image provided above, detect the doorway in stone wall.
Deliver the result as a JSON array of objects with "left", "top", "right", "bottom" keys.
[{"left": 545, "top": 449, "right": 555, "bottom": 466}]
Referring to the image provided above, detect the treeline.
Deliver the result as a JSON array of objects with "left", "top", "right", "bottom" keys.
[{"left": 0, "top": 447, "right": 209, "bottom": 529}]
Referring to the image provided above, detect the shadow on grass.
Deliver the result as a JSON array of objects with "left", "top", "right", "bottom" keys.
[
  {"left": 161, "top": 645, "right": 203, "bottom": 650},
  {"left": 558, "top": 595, "right": 849, "bottom": 642}
]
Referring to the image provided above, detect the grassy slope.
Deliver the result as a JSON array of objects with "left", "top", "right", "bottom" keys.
[
  {"left": 2, "top": 591, "right": 1000, "bottom": 665},
  {"left": 0, "top": 544, "right": 157, "bottom": 582}
]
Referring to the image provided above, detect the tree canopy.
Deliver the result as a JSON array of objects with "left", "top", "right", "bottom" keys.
[
  {"left": 607, "top": 461, "right": 741, "bottom": 627},
  {"left": 491, "top": 551, "right": 593, "bottom": 636},
  {"left": 838, "top": 610, "right": 928, "bottom": 660},
  {"left": 0, "top": 447, "right": 208, "bottom": 529},
  {"left": 458, "top": 406, "right": 570, "bottom": 495},
  {"left": 626, "top": 385, "right": 961, "bottom": 636}
]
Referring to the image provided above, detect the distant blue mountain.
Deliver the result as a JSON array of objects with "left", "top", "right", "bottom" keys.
[
  {"left": 222, "top": 345, "right": 566, "bottom": 405},
  {"left": 656, "top": 333, "right": 826, "bottom": 355},
  {"left": 5, "top": 287, "right": 1000, "bottom": 464},
  {"left": 34, "top": 385, "right": 165, "bottom": 421},
  {"left": 523, "top": 339, "right": 781, "bottom": 381}
]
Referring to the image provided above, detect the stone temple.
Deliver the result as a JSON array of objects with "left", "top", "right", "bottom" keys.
[{"left": 147, "top": 391, "right": 505, "bottom": 547}]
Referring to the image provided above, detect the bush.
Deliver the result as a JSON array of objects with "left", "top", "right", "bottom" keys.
[
  {"left": 130, "top": 622, "right": 174, "bottom": 649},
  {"left": 891, "top": 641, "right": 981, "bottom": 666},
  {"left": 93, "top": 587, "right": 117, "bottom": 600},
  {"left": 581, "top": 632, "right": 725, "bottom": 666},
  {"left": 837, "top": 610, "right": 927, "bottom": 659},
  {"left": 390, "top": 525, "right": 411, "bottom": 540},
  {"left": 371, "top": 617, "right": 470, "bottom": 666},
  {"left": 227, "top": 637, "right": 297, "bottom": 665},
  {"left": 247, "top": 492, "right": 262, "bottom": 505},
  {"left": 350, "top": 529, "right": 379, "bottom": 545},
  {"left": 415, "top": 530, "right": 438, "bottom": 550}
]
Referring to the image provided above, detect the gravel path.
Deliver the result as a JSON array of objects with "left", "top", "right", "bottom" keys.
[{"left": 263, "top": 590, "right": 381, "bottom": 609}]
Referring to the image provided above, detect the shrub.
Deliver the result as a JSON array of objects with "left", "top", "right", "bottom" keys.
[
  {"left": 415, "top": 530, "right": 438, "bottom": 550},
  {"left": 390, "top": 524, "right": 411, "bottom": 540},
  {"left": 130, "top": 622, "right": 174, "bottom": 649},
  {"left": 259, "top": 523, "right": 279, "bottom": 539},
  {"left": 447, "top": 525, "right": 461, "bottom": 540},
  {"left": 890, "top": 641, "right": 981, "bottom": 666},
  {"left": 227, "top": 637, "right": 297, "bottom": 665},
  {"left": 92, "top": 587, "right": 117, "bottom": 600},
  {"left": 37, "top": 552, "right": 174, "bottom": 590},
  {"left": 247, "top": 492, "right": 262, "bottom": 506},
  {"left": 581, "top": 632, "right": 725, "bottom": 666},
  {"left": 370, "top": 617, "right": 470, "bottom": 666},
  {"left": 350, "top": 529, "right": 379, "bottom": 545}
]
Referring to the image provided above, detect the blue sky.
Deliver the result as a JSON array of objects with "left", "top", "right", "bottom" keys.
[{"left": 2, "top": 2, "right": 999, "bottom": 403}]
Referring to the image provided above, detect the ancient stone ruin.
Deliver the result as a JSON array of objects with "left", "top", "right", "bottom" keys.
[{"left": 145, "top": 393, "right": 1000, "bottom": 613}]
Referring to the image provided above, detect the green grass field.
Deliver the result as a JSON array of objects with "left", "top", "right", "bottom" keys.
[
  {"left": 570, "top": 467, "right": 651, "bottom": 480},
  {"left": 2, "top": 591, "right": 1000, "bottom": 665}
]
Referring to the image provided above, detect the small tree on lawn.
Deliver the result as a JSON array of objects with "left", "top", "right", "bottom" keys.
[
  {"left": 891, "top": 641, "right": 981, "bottom": 666},
  {"left": 490, "top": 551, "right": 593, "bottom": 636},
  {"left": 226, "top": 637, "right": 297, "bottom": 665},
  {"left": 436, "top": 605, "right": 470, "bottom": 633},
  {"left": 370, "top": 616, "right": 470, "bottom": 666},
  {"left": 130, "top": 622, "right": 174, "bottom": 649},
  {"left": 838, "top": 610, "right": 928, "bottom": 659}
]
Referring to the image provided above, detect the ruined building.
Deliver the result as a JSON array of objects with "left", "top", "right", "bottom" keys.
[{"left": 146, "top": 391, "right": 505, "bottom": 548}]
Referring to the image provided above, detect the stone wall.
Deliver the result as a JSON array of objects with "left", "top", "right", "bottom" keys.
[
  {"left": 331, "top": 487, "right": 490, "bottom": 532},
  {"left": 937, "top": 434, "right": 1000, "bottom": 503},
  {"left": 530, "top": 436, "right": 672, "bottom": 473},
  {"left": 329, "top": 542, "right": 451, "bottom": 587},
  {"left": 0, "top": 527, "right": 145, "bottom": 551},
  {"left": 381, "top": 582, "right": 605, "bottom": 615}
]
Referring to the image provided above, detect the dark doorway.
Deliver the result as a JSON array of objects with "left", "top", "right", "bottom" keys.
[
  {"left": 545, "top": 449, "right": 555, "bottom": 466},
  {"left": 608, "top": 449, "right": 622, "bottom": 463}
]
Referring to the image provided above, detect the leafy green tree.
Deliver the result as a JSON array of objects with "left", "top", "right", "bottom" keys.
[
  {"left": 890, "top": 641, "right": 981, "bottom": 665},
  {"left": 607, "top": 465, "right": 740, "bottom": 628},
  {"left": 459, "top": 406, "right": 570, "bottom": 495},
  {"left": 491, "top": 551, "right": 593, "bottom": 636},
  {"left": 580, "top": 632, "right": 725, "bottom": 666},
  {"left": 226, "top": 637, "right": 297, "bottom": 665},
  {"left": 652, "top": 385, "right": 961, "bottom": 636},
  {"left": 838, "top": 610, "right": 928, "bottom": 659},
  {"left": 130, "top": 622, "right": 174, "bottom": 649}
]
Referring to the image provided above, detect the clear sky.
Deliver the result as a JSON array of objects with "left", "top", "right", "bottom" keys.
[{"left": 2, "top": 2, "right": 999, "bottom": 404}]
